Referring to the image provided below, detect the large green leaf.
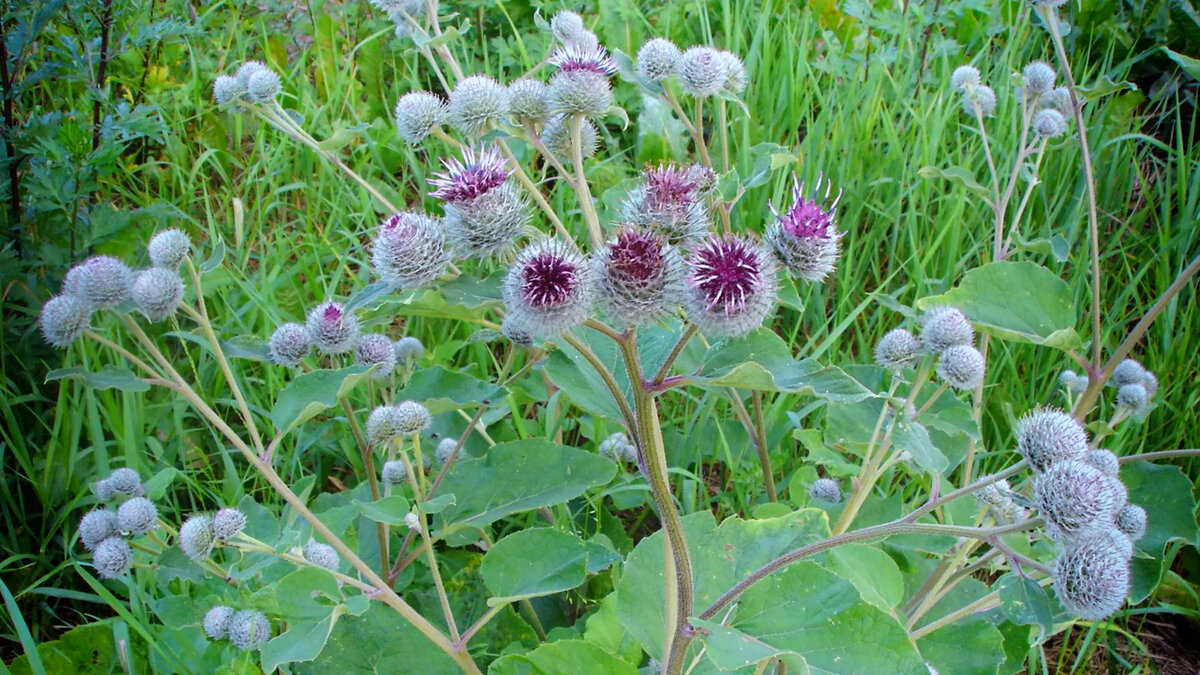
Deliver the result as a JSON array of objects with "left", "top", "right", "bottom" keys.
[
  {"left": 916, "top": 261, "right": 1080, "bottom": 351},
  {"left": 823, "top": 543, "right": 905, "bottom": 611},
  {"left": 481, "top": 528, "right": 611, "bottom": 605},
  {"left": 293, "top": 604, "right": 460, "bottom": 674},
  {"left": 916, "top": 618, "right": 1005, "bottom": 675},
  {"left": 614, "top": 509, "right": 829, "bottom": 659},
  {"left": 728, "top": 560, "right": 926, "bottom": 674},
  {"left": 489, "top": 639, "right": 639, "bottom": 675},
  {"left": 997, "top": 574, "right": 1056, "bottom": 636},
  {"left": 435, "top": 440, "right": 617, "bottom": 541},
  {"left": 8, "top": 620, "right": 148, "bottom": 675},
  {"left": 687, "top": 329, "right": 875, "bottom": 401},
  {"left": 690, "top": 619, "right": 809, "bottom": 672},
  {"left": 395, "top": 366, "right": 505, "bottom": 414},
  {"left": 271, "top": 366, "right": 371, "bottom": 435},
  {"left": 1121, "top": 460, "right": 1199, "bottom": 602}
]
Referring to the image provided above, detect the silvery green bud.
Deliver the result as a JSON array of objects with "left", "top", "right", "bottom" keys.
[
  {"left": 950, "top": 65, "right": 980, "bottom": 93},
  {"left": 809, "top": 478, "right": 842, "bottom": 503},
  {"left": 975, "top": 479, "right": 1024, "bottom": 524},
  {"left": 212, "top": 507, "right": 247, "bottom": 541},
  {"left": 448, "top": 75, "right": 510, "bottom": 137},
  {"left": 235, "top": 61, "right": 270, "bottom": 89},
  {"left": 1023, "top": 61, "right": 1057, "bottom": 96},
  {"left": 1059, "top": 370, "right": 1088, "bottom": 394},
  {"left": 228, "top": 610, "right": 271, "bottom": 651},
  {"left": 1115, "top": 504, "right": 1146, "bottom": 542},
  {"left": 381, "top": 460, "right": 407, "bottom": 486},
  {"left": 39, "top": 294, "right": 91, "bottom": 348},
  {"left": 404, "top": 511, "right": 421, "bottom": 529},
  {"left": 874, "top": 328, "right": 920, "bottom": 371},
  {"left": 79, "top": 508, "right": 120, "bottom": 550},
  {"left": 72, "top": 255, "right": 134, "bottom": 309},
  {"left": 203, "top": 605, "right": 235, "bottom": 640},
  {"left": 117, "top": 497, "right": 158, "bottom": 536},
  {"left": 550, "top": 10, "right": 585, "bottom": 43},
  {"left": 599, "top": 432, "right": 637, "bottom": 463},
  {"left": 107, "top": 468, "right": 143, "bottom": 497},
  {"left": 179, "top": 514, "right": 216, "bottom": 560},
  {"left": 131, "top": 268, "right": 184, "bottom": 322},
  {"left": 1053, "top": 528, "right": 1132, "bottom": 621},
  {"left": 963, "top": 85, "right": 996, "bottom": 116},
  {"left": 541, "top": 114, "right": 598, "bottom": 162},
  {"left": 566, "top": 31, "right": 600, "bottom": 51},
  {"left": 93, "top": 537, "right": 133, "bottom": 579},
  {"left": 1083, "top": 449, "right": 1120, "bottom": 477},
  {"left": 676, "top": 46, "right": 726, "bottom": 97},
  {"left": 1116, "top": 383, "right": 1148, "bottom": 412},
  {"left": 547, "top": 45, "right": 616, "bottom": 117},
  {"left": 637, "top": 38, "right": 681, "bottom": 81},
  {"left": 1034, "top": 460, "right": 1127, "bottom": 542},
  {"left": 436, "top": 438, "right": 457, "bottom": 465},
  {"left": 370, "top": 212, "right": 449, "bottom": 289},
  {"left": 936, "top": 344, "right": 986, "bottom": 390},
  {"left": 501, "top": 315, "right": 534, "bottom": 346},
  {"left": 1111, "top": 359, "right": 1147, "bottom": 387},
  {"left": 1044, "top": 86, "right": 1073, "bottom": 118},
  {"left": 1142, "top": 371, "right": 1159, "bottom": 398},
  {"left": 303, "top": 538, "right": 339, "bottom": 571},
  {"left": 718, "top": 50, "right": 747, "bottom": 93},
  {"left": 246, "top": 68, "right": 281, "bottom": 103},
  {"left": 919, "top": 306, "right": 974, "bottom": 354},
  {"left": 1017, "top": 407, "right": 1089, "bottom": 472},
  {"left": 394, "top": 336, "right": 424, "bottom": 366},
  {"left": 148, "top": 229, "right": 191, "bottom": 268},
  {"left": 507, "top": 78, "right": 550, "bottom": 126},
  {"left": 367, "top": 406, "right": 406, "bottom": 446},
  {"left": 395, "top": 400, "right": 431, "bottom": 433},
  {"left": 94, "top": 479, "right": 115, "bottom": 501},
  {"left": 213, "top": 75, "right": 245, "bottom": 106},
  {"left": 1033, "top": 109, "right": 1067, "bottom": 138},
  {"left": 393, "top": 91, "right": 447, "bottom": 145},
  {"left": 305, "top": 300, "right": 359, "bottom": 355},
  {"left": 356, "top": 333, "right": 398, "bottom": 381},
  {"left": 268, "top": 322, "right": 311, "bottom": 366}
]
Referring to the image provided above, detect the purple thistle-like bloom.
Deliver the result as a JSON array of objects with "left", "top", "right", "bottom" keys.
[
  {"left": 622, "top": 162, "right": 711, "bottom": 246},
  {"left": 683, "top": 234, "right": 778, "bottom": 337},
  {"left": 429, "top": 146, "right": 510, "bottom": 205},
  {"left": 306, "top": 300, "right": 359, "bottom": 354},
  {"left": 371, "top": 212, "right": 449, "bottom": 288},
  {"left": 765, "top": 173, "right": 843, "bottom": 282},
  {"left": 502, "top": 239, "right": 594, "bottom": 338},
  {"left": 433, "top": 147, "right": 530, "bottom": 258},
  {"left": 549, "top": 44, "right": 617, "bottom": 75},
  {"left": 594, "top": 228, "right": 684, "bottom": 327}
]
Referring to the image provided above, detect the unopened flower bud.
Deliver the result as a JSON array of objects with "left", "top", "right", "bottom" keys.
[
  {"left": 874, "top": 328, "right": 920, "bottom": 371},
  {"left": 1017, "top": 407, "right": 1089, "bottom": 472},
  {"left": 212, "top": 507, "right": 247, "bottom": 541},
  {"left": 228, "top": 610, "right": 271, "bottom": 651},
  {"left": 395, "top": 400, "right": 431, "bottom": 433},
  {"left": 148, "top": 229, "right": 191, "bottom": 268},
  {"left": 448, "top": 75, "right": 509, "bottom": 137},
  {"left": 550, "top": 10, "right": 585, "bottom": 43},
  {"left": 394, "top": 336, "right": 424, "bottom": 365},
  {"left": 381, "top": 459, "right": 408, "bottom": 486},
  {"left": 1023, "top": 60, "right": 1057, "bottom": 96},
  {"left": 950, "top": 65, "right": 980, "bottom": 92},
  {"left": 303, "top": 538, "right": 340, "bottom": 571},
  {"left": 107, "top": 468, "right": 143, "bottom": 497},
  {"left": 962, "top": 84, "right": 997, "bottom": 116},
  {"left": 676, "top": 46, "right": 726, "bottom": 97},
  {"left": 203, "top": 605, "right": 235, "bottom": 640},
  {"left": 306, "top": 301, "right": 359, "bottom": 355},
  {"left": 1034, "top": 460, "right": 1127, "bottom": 542},
  {"left": 79, "top": 508, "right": 120, "bottom": 550},
  {"left": 1053, "top": 527, "right": 1132, "bottom": 621},
  {"left": 1115, "top": 504, "right": 1146, "bottom": 542},
  {"left": 436, "top": 437, "right": 458, "bottom": 465},
  {"left": 1033, "top": 109, "right": 1067, "bottom": 138},
  {"left": 1083, "top": 449, "right": 1120, "bottom": 477},
  {"left": 179, "top": 514, "right": 216, "bottom": 560},
  {"left": 393, "top": 91, "right": 447, "bottom": 145},
  {"left": 93, "top": 537, "right": 133, "bottom": 579},
  {"left": 117, "top": 497, "right": 158, "bottom": 536},
  {"left": 936, "top": 344, "right": 986, "bottom": 390},
  {"left": 246, "top": 68, "right": 281, "bottom": 103},
  {"left": 919, "top": 306, "right": 974, "bottom": 354},
  {"left": 599, "top": 432, "right": 637, "bottom": 463},
  {"left": 1116, "top": 383, "right": 1148, "bottom": 412},
  {"left": 39, "top": 294, "right": 92, "bottom": 348},
  {"left": 356, "top": 333, "right": 398, "bottom": 380},
  {"left": 507, "top": 78, "right": 550, "bottom": 126},
  {"left": 637, "top": 38, "right": 681, "bottom": 81},
  {"left": 131, "top": 268, "right": 184, "bottom": 322},
  {"left": 268, "top": 322, "right": 311, "bottom": 367},
  {"left": 809, "top": 478, "right": 842, "bottom": 503}
]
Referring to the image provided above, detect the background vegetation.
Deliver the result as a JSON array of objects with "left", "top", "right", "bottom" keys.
[{"left": 2, "top": 0, "right": 1198, "bottom": 671}]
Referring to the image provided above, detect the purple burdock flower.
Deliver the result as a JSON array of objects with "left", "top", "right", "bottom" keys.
[
  {"left": 595, "top": 228, "right": 684, "bottom": 327},
  {"left": 431, "top": 146, "right": 529, "bottom": 258},
  {"left": 547, "top": 44, "right": 616, "bottom": 117},
  {"left": 503, "top": 239, "right": 594, "bottom": 338},
  {"left": 622, "top": 162, "right": 711, "bottom": 247},
  {"left": 765, "top": 173, "right": 844, "bottom": 282},
  {"left": 305, "top": 300, "right": 359, "bottom": 355},
  {"left": 683, "top": 234, "right": 778, "bottom": 337},
  {"left": 370, "top": 212, "right": 449, "bottom": 289}
]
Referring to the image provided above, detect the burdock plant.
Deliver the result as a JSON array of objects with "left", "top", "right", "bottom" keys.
[{"left": 38, "top": 2, "right": 1200, "bottom": 674}]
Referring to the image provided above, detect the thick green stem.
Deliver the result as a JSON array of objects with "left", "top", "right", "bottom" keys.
[{"left": 570, "top": 114, "right": 604, "bottom": 248}]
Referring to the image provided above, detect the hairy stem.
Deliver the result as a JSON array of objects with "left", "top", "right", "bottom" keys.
[{"left": 750, "top": 391, "right": 777, "bottom": 502}]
